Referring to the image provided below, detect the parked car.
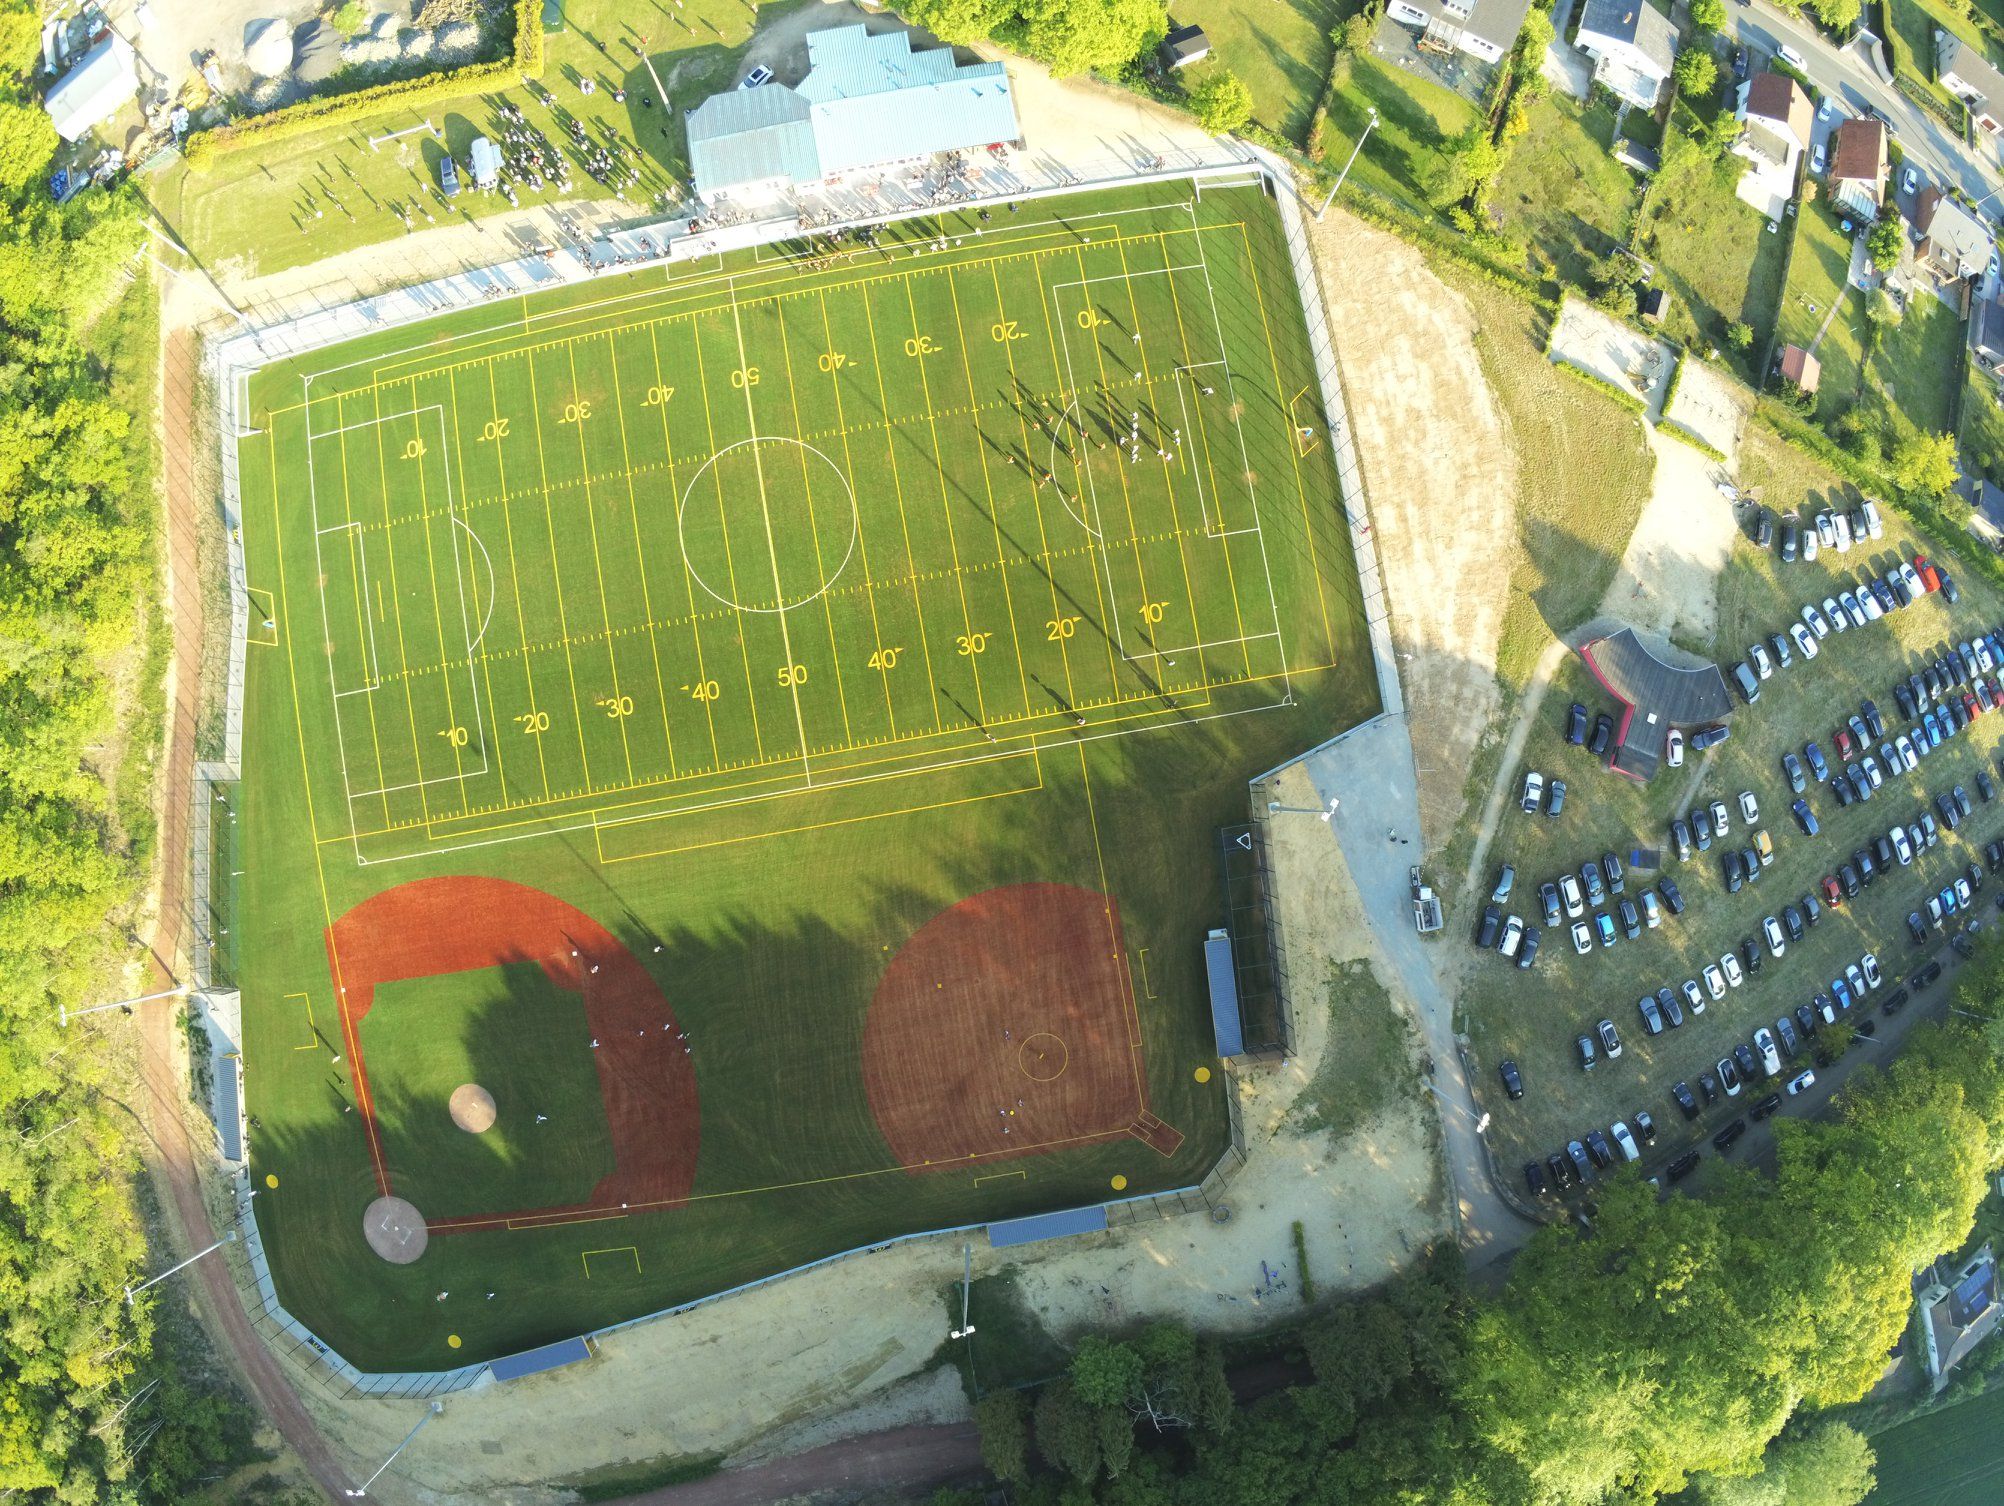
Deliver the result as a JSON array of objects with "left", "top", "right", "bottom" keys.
[
  {"left": 1749, "top": 1092, "right": 1783, "bottom": 1122},
  {"left": 1499, "top": 916, "right": 1524, "bottom": 958},
  {"left": 1660, "top": 877, "right": 1685, "bottom": 915},
  {"left": 1610, "top": 1121, "right": 1640, "bottom": 1162},
  {"left": 1717, "top": 1057, "right": 1743, "bottom": 1096},
  {"left": 1672, "top": 817, "right": 1692, "bottom": 861},
  {"left": 1785, "top": 1068, "right": 1817, "bottom": 1095},
  {"left": 1602, "top": 852, "right": 1625, "bottom": 894},
  {"left": 1713, "top": 1119, "right": 1747, "bottom": 1154},
  {"left": 1585, "top": 1130, "right": 1613, "bottom": 1169},
  {"left": 1478, "top": 905, "right": 1501, "bottom": 948},
  {"left": 1560, "top": 874, "right": 1585, "bottom": 917},
  {"left": 1805, "top": 742, "right": 1829, "bottom": 781},
  {"left": 1681, "top": 978, "right": 1705, "bottom": 1016},
  {"left": 1546, "top": 778, "right": 1567, "bottom": 817},
  {"left": 1638, "top": 993, "right": 1665, "bottom": 1036},
  {"left": 1590, "top": 714, "right": 1613, "bottom": 756},
  {"left": 1782, "top": 751, "right": 1806, "bottom": 792},
  {"left": 1791, "top": 798, "right": 1818, "bottom": 836},
  {"left": 1566, "top": 702, "right": 1588, "bottom": 745},
  {"left": 1640, "top": 890, "right": 1662, "bottom": 929},
  {"left": 1499, "top": 1060, "right": 1523, "bottom": 1099},
  {"left": 1753, "top": 1028, "right": 1782, "bottom": 1078},
  {"left": 1666, "top": 728, "right": 1685, "bottom": 767},
  {"left": 1540, "top": 882, "right": 1562, "bottom": 927},
  {"left": 1702, "top": 962, "right": 1726, "bottom": 1000},
  {"left": 1567, "top": 1140, "right": 1593, "bottom": 1181},
  {"left": 1672, "top": 1080, "right": 1700, "bottom": 1120},
  {"left": 1595, "top": 911, "right": 1617, "bottom": 947},
  {"left": 1658, "top": 984, "right": 1682, "bottom": 1027},
  {"left": 1693, "top": 808, "right": 1714, "bottom": 849},
  {"left": 1517, "top": 927, "right": 1541, "bottom": 969},
  {"left": 1521, "top": 771, "right": 1544, "bottom": 813},
  {"left": 1666, "top": 1150, "right": 1702, "bottom": 1182},
  {"left": 1597, "top": 1018, "right": 1622, "bottom": 1058}
]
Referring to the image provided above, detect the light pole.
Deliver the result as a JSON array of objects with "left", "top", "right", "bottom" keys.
[
  {"left": 123, "top": 1230, "right": 236, "bottom": 1306},
  {"left": 1267, "top": 797, "right": 1339, "bottom": 822},
  {"left": 346, "top": 1402, "right": 444, "bottom": 1497},
  {"left": 949, "top": 1244, "right": 976, "bottom": 1340},
  {"left": 1315, "top": 108, "right": 1377, "bottom": 220},
  {"left": 60, "top": 985, "right": 188, "bottom": 1028}
]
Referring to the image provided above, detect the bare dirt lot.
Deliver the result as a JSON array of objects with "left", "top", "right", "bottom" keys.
[{"left": 1307, "top": 210, "right": 1520, "bottom": 848}]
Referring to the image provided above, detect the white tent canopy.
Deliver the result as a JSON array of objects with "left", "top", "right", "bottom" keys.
[
  {"left": 244, "top": 17, "right": 294, "bottom": 78},
  {"left": 44, "top": 33, "right": 137, "bottom": 143}
]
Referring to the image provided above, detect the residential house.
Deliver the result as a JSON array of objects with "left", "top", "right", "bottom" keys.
[
  {"left": 1975, "top": 298, "right": 2004, "bottom": 371},
  {"left": 1159, "top": 23, "right": 1210, "bottom": 69},
  {"left": 1827, "top": 117, "right": 1887, "bottom": 222},
  {"left": 1384, "top": 0, "right": 1533, "bottom": 66},
  {"left": 1914, "top": 186, "right": 1994, "bottom": 282},
  {"left": 1574, "top": 0, "right": 1678, "bottom": 109},
  {"left": 1779, "top": 344, "right": 1821, "bottom": 395},
  {"left": 1916, "top": 1246, "right": 2001, "bottom": 1389},
  {"left": 1734, "top": 71, "right": 1813, "bottom": 174},
  {"left": 1938, "top": 35, "right": 2004, "bottom": 134}
]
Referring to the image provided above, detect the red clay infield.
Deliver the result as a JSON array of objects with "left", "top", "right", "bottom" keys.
[
  {"left": 325, "top": 876, "right": 698, "bottom": 1233},
  {"left": 861, "top": 883, "right": 1183, "bottom": 1172}
]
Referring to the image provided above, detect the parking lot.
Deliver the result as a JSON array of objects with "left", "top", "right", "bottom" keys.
[{"left": 1463, "top": 498, "right": 2004, "bottom": 1200}]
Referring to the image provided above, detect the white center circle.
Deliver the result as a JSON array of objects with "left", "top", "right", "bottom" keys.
[{"left": 677, "top": 436, "right": 860, "bottom": 614}]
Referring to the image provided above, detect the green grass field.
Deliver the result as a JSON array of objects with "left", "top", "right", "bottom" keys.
[
  {"left": 1865, "top": 1385, "right": 2004, "bottom": 1505},
  {"left": 232, "top": 180, "right": 1376, "bottom": 1370}
]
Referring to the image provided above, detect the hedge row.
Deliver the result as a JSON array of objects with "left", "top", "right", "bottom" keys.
[
  {"left": 1659, "top": 421, "right": 1726, "bottom": 464},
  {"left": 185, "top": 0, "right": 545, "bottom": 167},
  {"left": 1552, "top": 357, "right": 1649, "bottom": 414}
]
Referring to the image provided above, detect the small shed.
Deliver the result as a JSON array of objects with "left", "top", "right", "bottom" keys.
[
  {"left": 1639, "top": 286, "right": 1669, "bottom": 323},
  {"left": 469, "top": 135, "right": 501, "bottom": 189},
  {"left": 1779, "top": 343, "right": 1821, "bottom": 395},
  {"left": 1160, "top": 23, "right": 1211, "bottom": 69},
  {"left": 44, "top": 33, "right": 137, "bottom": 143}
]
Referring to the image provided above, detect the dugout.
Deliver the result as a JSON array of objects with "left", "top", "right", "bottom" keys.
[{"left": 1211, "top": 825, "right": 1291, "bottom": 1063}]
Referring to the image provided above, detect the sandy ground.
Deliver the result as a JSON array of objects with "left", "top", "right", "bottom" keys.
[
  {"left": 301, "top": 764, "right": 1447, "bottom": 1506},
  {"left": 1307, "top": 210, "right": 1519, "bottom": 849},
  {"left": 1597, "top": 426, "right": 1743, "bottom": 647},
  {"left": 1663, "top": 355, "right": 1747, "bottom": 456},
  {"left": 1548, "top": 298, "right": 1672, "bottom": 409}
]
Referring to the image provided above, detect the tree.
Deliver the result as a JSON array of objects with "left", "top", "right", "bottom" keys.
[
  {"left": 1867, "top": 215, "right": 1904, "bottom": 271},
  {"left": 1692, "top": 0, "right": 1728, "bottom": 29},
  {"left": 900, "top": 0, "right": 1015, "bottom": 44},
  {"left": 1034, "top": 1379, "right": 1106, "bottom": 1482},
  {"left": 974, "top": 1391, "right": 1031, "bottom": 1484},
  {"left": 1675, "top": 48, "right": 1719, "bottom": 98},
  {"left": 1810, "top": 0, "right": 1862, "bottom": 30},
  {"left": 1190, "top": 70, "right": 1254, "bottom": 135},
  {"left": 1889, "top": 430, "right": 1959, "bottom": 498},
  {"left": 1071, "top": 1335, "right": 1145, "bottom": 1406},
  {"left": 1728, "top": 321, "right": 1755, "bottom": 351},
  {"left": 1514, "top": 8, "right": 1555, "bottom": 60},
  {"left": 0, "top": 101, "right": 54, "bottom": 194},
  {"left": 1424, "top": 126, "right": 1505, "bottom": 208},
  {"left": 1014, "top": 0, "right": 1169, "bottom": 77},
  {"left": 1772, "top": 1422, "right": 1876, "bottom": 1506}
]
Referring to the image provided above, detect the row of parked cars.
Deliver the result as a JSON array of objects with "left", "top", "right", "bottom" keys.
[
  {"left": 1756, "top": 499, "right": 1884, "bottom": 566},
  {"left": 1476, "top": 853, "right": 1690, "bottom": 966},
  {"left": 1732, "top": 553, "right": 1952, "bottom": 704}
]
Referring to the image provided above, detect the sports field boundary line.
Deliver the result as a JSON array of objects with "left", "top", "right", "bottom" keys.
[{"left": 204, "top": 157, "right": 1296, "bottom": 1393}]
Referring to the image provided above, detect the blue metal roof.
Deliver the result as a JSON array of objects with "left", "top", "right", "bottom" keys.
[
  {"left": 688, "top": 25, "right": 1018, "bottom": 197},
  {"left": 987, "top": 1204, "right": 1108, "bottom": 1248},
  {"left": 1205, "top": 930, "right": 1244, "bottom": 1058},
  {"left": 685, "top": 85, "right": 819, "bottom": 198},
  {"left": 489, "top": 1335, "right": 592, "bottom": 1381}
]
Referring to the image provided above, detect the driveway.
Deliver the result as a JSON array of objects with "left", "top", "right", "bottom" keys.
[{"left": 1295, "top": 716, "right": 1539, "bottom": 1273}]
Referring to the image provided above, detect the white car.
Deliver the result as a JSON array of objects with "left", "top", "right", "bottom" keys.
[
  {"left": 1702, "top": 963, "right": 1727, "bottom": 1000},
  {"left": 1572, "top": 920, "right": 1593, "bottom": 954},
  {"left": 1790, "top": 622, "right": 1819, "bottom": 659},
  {"left": 1710, "top": 799, "right": 1731, "bottom": 837},
  {"left": 1823, "top": 594, "right": 1847, "bottom": 632},
  {"left": 1682, "top": 978, "right": 1707, "bottom": 1016},
  {"left": 740, "top": 63, "right": 775, "bottom": 88},
  {"left": 1753, "top": 1028, "right": 1783, "bottom": 1078},
  {"left": 1561, "top": 874, "right": 1585, "bottom": 918},
  {"left": 1500, "top": 916, "right": 1525, "bottom": 958},
  {"left": 1862, "top": 952, "right": 1882, "bottom": 989},
  {"left": 1722, "top": 952, "right": 1744, "bottom": 988},
  {"left": 1816, "top": 513, "right": 1837, "bottom": 550},
  {"left": 1892, "top": 825, "right": 1914, "bottom": 865},
  {"left": 1862, "top": 755, "right": 1883, "bottom": 789},
  {"left": 1895, "top": 734, "right": 1917, "bottom": 772},
  {"left": 1667, "top": 728, "right": 1685, "bottom": 767},
  {"left": 1902, "top": 164, "right": 1919, "bottom": 195},
  {"left": 1786, "top": 1068, "right": 1817, "bottom": 1095},
  {"left": 1750, "top": 643, "right": 1774, "bottom": 680},
  {"left": 1522, "top": 771, "right": 1545, "bottom": 813},
  {"left": 1610, "top": 1121, "right": 1641, "bottom": 1162},
  {"left": 1840, "top": 591, "right": 1868, "bottom": 628},
  {"left": 1834, "top": 513, "right": 1853, "bottom": 552},
  {"left": 1739, "top": 790, "right": 1760, "bottom": 824},
  {"left": 1900, "top": 562, "right": 1924, "bottom": 597},
  {"left": 1811, "top": 142, "right": 1827, "bottom": 175},
  {"left": 1803, "top": 602, "right": 1830, "bottom": 639},
  {"left": 1860, "top": 589, "right": 1883, "bottom": 621},
  {"left": 1641, "top": 891, "right": 1662, "bottom": 929},
  {"left": 1844, "top": 962, "right": 1865, "bottom": 997},
  {"left": 1763, "top": 915, "right": 1787, "bottom": 957}
]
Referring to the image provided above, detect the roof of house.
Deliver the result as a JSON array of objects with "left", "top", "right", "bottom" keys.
[
  {"left": 1917, "top": 187, "right": 1995, "bottom": 276},
  {"left": 1161, "top": 23, "right": 1210, "bottom": 61},
  {"left": 1390, "top": 0, "right": 1535, "bottom": 53},
  {"left": 1577, "top": 0, "right": 1678, "bottom": 75},
  {"left": 1744, "top": 71, "right": 1813, "bottom": 147},
  {"left": 1780, "top": 344, "right": 1821, "bottom": 391},
  {"left": 1829, "top": 118, "right": 1887, "bottom": 184},
  {"left": 1939, "top": 34, "right": 2004, "bottom": 113},
  {"left": 687, "top": 24, "right": 1019, "bottom": 196},
  {"left": 1976, "top": 298, "right": 2004, "bottom": 361},
  {"left": 1924, "top": 1248, "right": 2002, "bottom": 1380},
  {"left": 43, "top": 32, "right": 136, "bottom": 143}
]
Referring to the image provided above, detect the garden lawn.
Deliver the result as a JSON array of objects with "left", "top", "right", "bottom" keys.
[
  {"left": 1318, "top": 54, "right": 1484, "bottom": 217},
  {"left": 1490, "top": 94, "right": 1641, "bottom": 288},
  {"left": 1863, "top": 288, "right": 1967, "bottom": 439},
  {"left": 1864, "top": 1383, "right": 2004, "bottom": 1505},
  {"left": 1639, "top": 129, "right": 1789, "bottom": 374},
  {"left": 1171, "top": 0, "right": 1348, "bottom": 144},
  {"left": 1774, "top": 205, "right": 1867, "bottom": 420},
  {"left": 1959, "top": 366, "right": 2004, "bottom": 488}
]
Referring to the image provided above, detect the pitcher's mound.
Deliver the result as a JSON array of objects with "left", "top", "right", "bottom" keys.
[
  {"left": 449, "top": 1083, "right": 496, "bottom": 1133},
  {"left": 363, "top": 1196, "right": 428, "bottom": 1264}
]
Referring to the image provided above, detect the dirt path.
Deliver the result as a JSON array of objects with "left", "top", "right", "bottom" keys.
[
  {"left": 1307, "top": 210, "right": 1520, "bottom": 851},
  {"left": 1459, "top": 638, "right": 1570, "bottom": 904}
]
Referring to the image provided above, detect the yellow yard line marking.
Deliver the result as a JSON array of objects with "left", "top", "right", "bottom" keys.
[{"left": 564, "top": 344, "right": 637, "bottom": 784}]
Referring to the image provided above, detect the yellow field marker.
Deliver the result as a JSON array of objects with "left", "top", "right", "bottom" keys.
[
  {"left": 285, "top": 990, "right": 319, "bottom": 1051},
  {"left": 581, "top": 1245, "right": 643, "bottom": 1278}
]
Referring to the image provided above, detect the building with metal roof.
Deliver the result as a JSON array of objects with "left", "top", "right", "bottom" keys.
[
  {"left": 685, "top": 23, "right": 1020, "bottom": 201},
  {"left": 44, "top": 32, "right": 136, "bottom": 143}
]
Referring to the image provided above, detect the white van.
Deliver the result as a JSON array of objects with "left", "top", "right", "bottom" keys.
[{"left": 1778, "top": 43, "right": 1806, "bottom": 70}]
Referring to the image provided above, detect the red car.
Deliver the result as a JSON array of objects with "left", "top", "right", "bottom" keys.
[
  {"left": 1916, "top": 554, "right": 1942, "bottom": 592},
  {"left": 1834, "top": 728, "right": 1855, "bottom": 761},
  {"left": 1967, "top": 693, "right": 1983, "bottom": 722},
  {"left": 1822, "top": 875, "right": 1844, "bottom": 907}
]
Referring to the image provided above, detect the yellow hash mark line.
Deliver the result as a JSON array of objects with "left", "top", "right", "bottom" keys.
[
  {"left": 974, "top": 1169, "right": 1028, "bottom": 1186},
  {"left": 565, "top": 343, "right": 638, "bottom": 785},
  {"left": 285, "top": 990, "right": 319, "bottom": 1050},
  {"left": 580, "top": 1245, "right": 644, "bottom": 1277},
  {"left": 774, "top": 296, "right": 856, "bottom": 747},
  {"left": 862, "top": 279, "right": 943, "bottom": 732},
  {"left": 485, "top": 360, "right": 555, "bottom": 802},
  {"left": 604, "top": 329, "right": 682, "bottom": 780},
  {"left": 524, "top": 348, "right": 598, "bottom": 788},
  {"left": 646, "top": 321, "right": 724, "bottom": 769}
]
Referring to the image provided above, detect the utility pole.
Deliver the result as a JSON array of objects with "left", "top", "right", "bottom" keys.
[
  {"left": 949, "top": 1244, "right": 976, "bottom": 1340},
  {"left": 345, "top": 1401, "right": 444, "bottom": 1497},
  {"left": 1315, "top": 108, "right": 1378, "bottom": 220}
]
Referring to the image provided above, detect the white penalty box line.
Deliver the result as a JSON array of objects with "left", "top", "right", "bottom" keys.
[{"left": 302, "top": 393, "right": 494, "bottom": 810}]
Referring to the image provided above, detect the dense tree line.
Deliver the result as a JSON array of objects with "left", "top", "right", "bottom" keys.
[
  {"left": 0, "top": 2, "right": 259, "bottom": 1499},
  {"left": 956, "top": 1007, "right": 2004, "bottom": 1503},
  {"left": 899, "top": 0, "right": 1171, "bottom": 80}
]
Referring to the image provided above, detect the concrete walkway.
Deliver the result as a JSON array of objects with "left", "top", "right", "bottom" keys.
[{"left": 1294, "top": 716, "right": 1539, "bottom": 1272}]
